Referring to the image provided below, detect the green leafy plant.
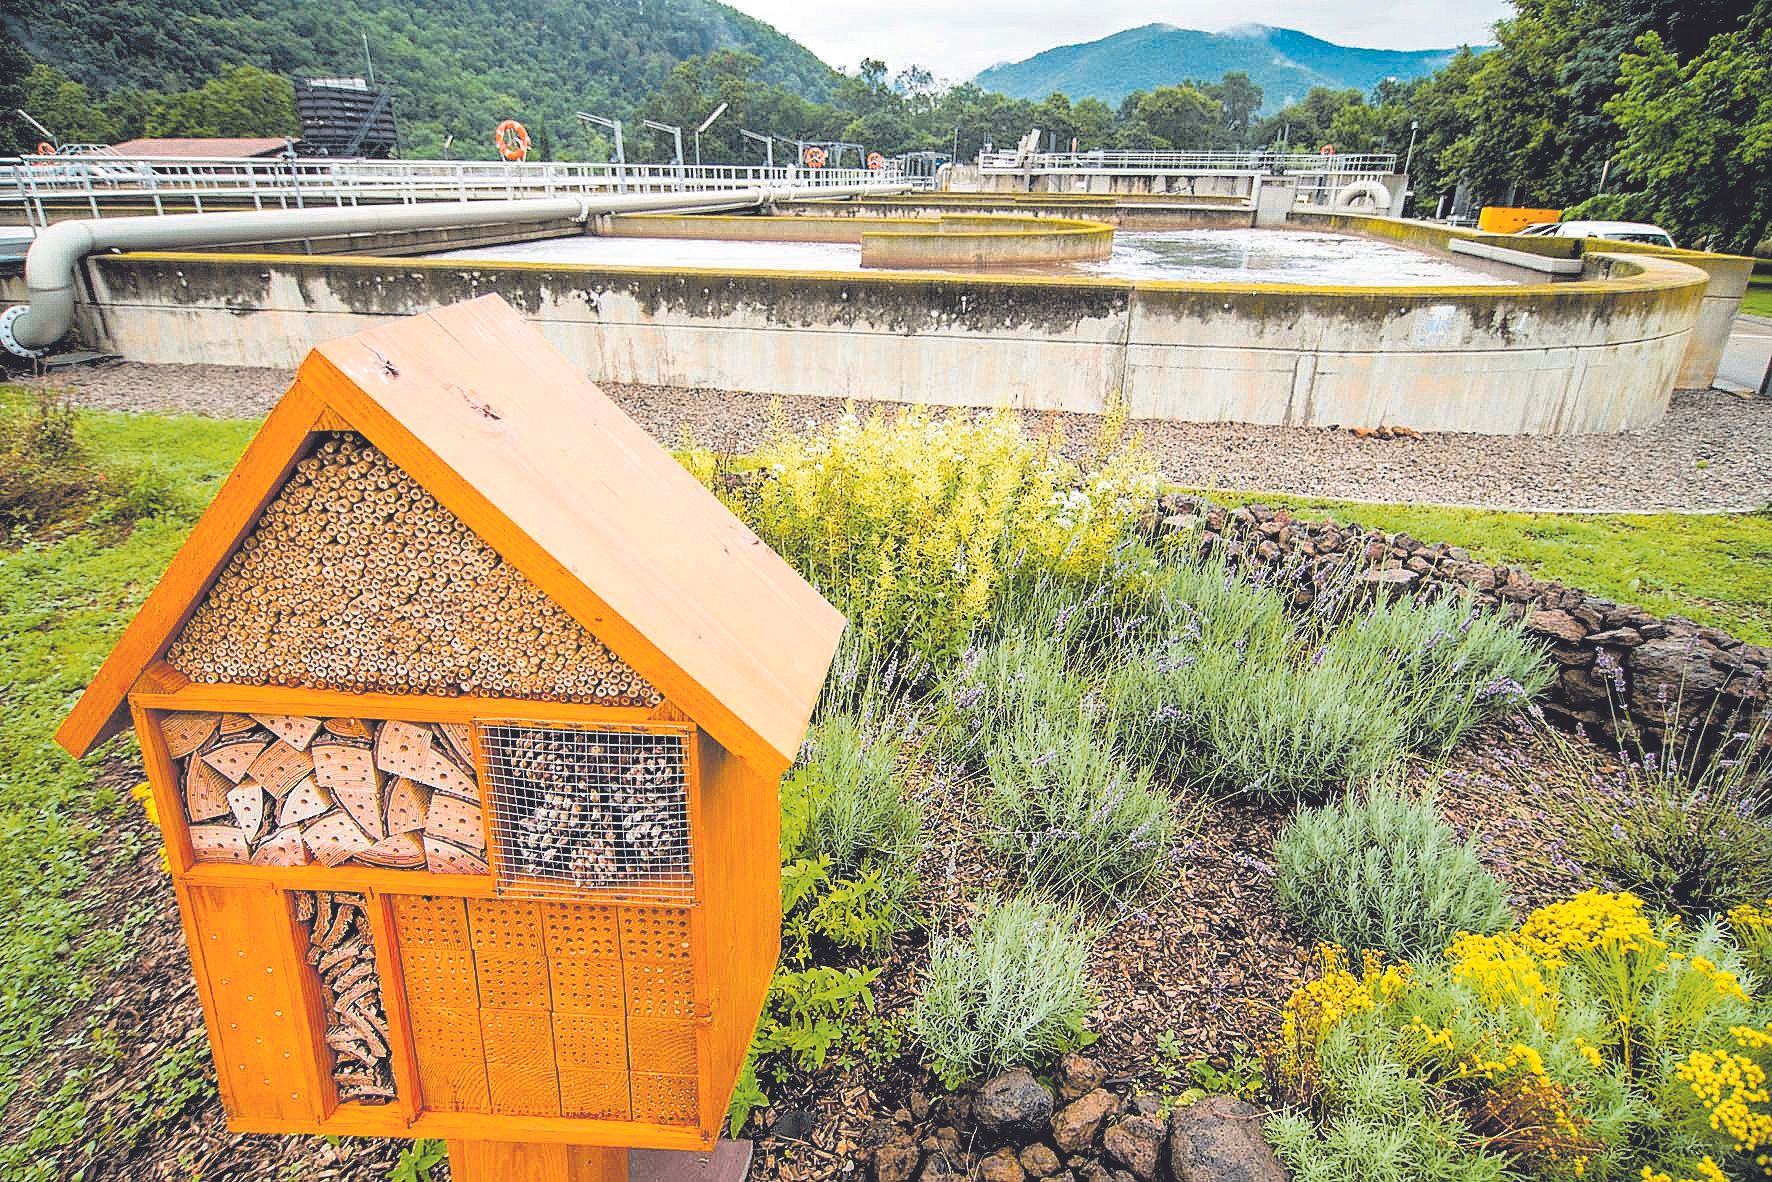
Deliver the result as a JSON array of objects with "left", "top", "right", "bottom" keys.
[
  {"left": 910, "top": 894, "right": 1097, "bottom": 1087},
  {"left": 387, "top": 1139, "right": 448, "bottom": 1182},
  {"left": 1274, "top": 782, "right": 1512, "bottom": 959},
  {"left": 781, "top": 708, "right": 921, "bottom": 877},
  {"left": 732, "top": 407, "right": 1156, "bottom": 666}
]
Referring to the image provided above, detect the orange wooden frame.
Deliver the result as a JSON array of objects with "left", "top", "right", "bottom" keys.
[{"left": 133, "top": 693, "right": 723, "bottom": 1151}]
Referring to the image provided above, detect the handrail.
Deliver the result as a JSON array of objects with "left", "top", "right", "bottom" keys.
[
  {"left": 977, "top": 150, "right": 1397, "bottom": 174},
  {"left": 0, "top": 154, "right": 905, "bottom": 225}
]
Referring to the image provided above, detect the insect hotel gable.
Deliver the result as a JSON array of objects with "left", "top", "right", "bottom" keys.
[{"left": 56, "top": 295, "right": 845, "bottom": 1164}]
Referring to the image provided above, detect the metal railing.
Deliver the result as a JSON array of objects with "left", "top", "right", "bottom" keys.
[
  {"left": 977, "top": 149, "right": 1397, "bottom": 175},
  {"left": 0, "top": 154, "right": 905, "bottom": 225}
]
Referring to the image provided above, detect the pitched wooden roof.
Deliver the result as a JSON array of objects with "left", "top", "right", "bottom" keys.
[
  {"left": 57, "top": 295, "right": 844, "bottom": 777},
  {"left": 109, "top": 137, "right": 293, "bottom": 158}
]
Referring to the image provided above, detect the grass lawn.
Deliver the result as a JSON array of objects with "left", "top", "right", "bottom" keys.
[
  {"left": 1209, "top": 493, "right": 1772, "bottom": 645},
  {"left": 0, "top": 393, "right": 255, "bottom": 1176},
  {"left": 1745, "top": 275, "right": 1772, "bottom": 319}
]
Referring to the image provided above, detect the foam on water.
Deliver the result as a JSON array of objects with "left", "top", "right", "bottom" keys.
[{"left": 436, "top": 228, "right": 1510, "bottom": 286}]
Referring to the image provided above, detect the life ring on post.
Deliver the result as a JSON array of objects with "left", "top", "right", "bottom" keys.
[
  {"left": 1319, "top": 143, "right": 1335, "bottom": 156},
  {"left": 803, "top": 145, "right": 827, "bottom": 169},
  {"left": 35, "top": 142, "right": 55, "bottom": 156},
  {"left": 866, "top": 151, "right": 885, "bottom": 170},
  {"left": 495, "top": 119, "right": 531, "bottom": 162}
]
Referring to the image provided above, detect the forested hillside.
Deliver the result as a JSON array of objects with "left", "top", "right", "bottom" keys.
[
  {"left": 0, "top": 0, "right": 834, "bottom": 158},
  {"left": 975, "top": 24, "right": 1461, "bottom": 110}
]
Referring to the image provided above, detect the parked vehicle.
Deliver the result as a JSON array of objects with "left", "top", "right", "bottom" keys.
[{"left": 1514, "top": 220, "right": 1677, "bottom": 248}]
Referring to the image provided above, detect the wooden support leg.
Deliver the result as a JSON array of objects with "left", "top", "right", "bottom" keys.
[{"left": 448, "top": 1140, "right": 629, "bottom": 1182}]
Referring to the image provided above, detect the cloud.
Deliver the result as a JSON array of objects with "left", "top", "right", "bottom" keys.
[{"left": 731, "top": 1, "right": 1506, "bottom": 80}]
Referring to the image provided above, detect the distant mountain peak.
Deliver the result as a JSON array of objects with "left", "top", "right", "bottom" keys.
[{"left": 974, "top": 23, "right": 1466, "bottom": 111}]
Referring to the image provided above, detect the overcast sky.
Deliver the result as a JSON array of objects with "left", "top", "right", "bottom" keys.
[{"left": 731, "top": 3, "right": 1510, "bottom": 80}]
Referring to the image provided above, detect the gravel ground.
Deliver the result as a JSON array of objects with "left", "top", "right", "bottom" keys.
[{"left": 31, "top": 360, "right": 1772, "bottom": 513}]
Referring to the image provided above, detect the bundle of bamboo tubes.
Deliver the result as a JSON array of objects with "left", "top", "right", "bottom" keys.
[{"left": 165, "top": 434, "right": 662, "bottom": 705}]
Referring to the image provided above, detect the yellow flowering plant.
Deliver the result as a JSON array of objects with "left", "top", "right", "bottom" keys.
[
  {"left": 725, "top": 406, "right": 1158, "bottom": 668},
  {"left": 1267, "top": 891, "right": 1772, "bottom": 1182}
]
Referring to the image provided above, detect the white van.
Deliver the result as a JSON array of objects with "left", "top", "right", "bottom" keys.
[{"left": 1515, "top": 220, "right": 1677, "bottom": 248}]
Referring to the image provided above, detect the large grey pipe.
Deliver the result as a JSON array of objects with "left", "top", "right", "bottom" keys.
[{"left": 1, "top": 182, "right": 906, "bottom": 357}]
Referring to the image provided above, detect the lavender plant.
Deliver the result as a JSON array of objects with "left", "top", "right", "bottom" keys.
[
  {"left": 1274, "top": 782, "right": 1512, "bottom": 958},
  {"left": 1537, "top": 706, "right": 1772, "bottom": 918},
  {"left": 910, "top": 894, "right": 1096, "bottom": 1087},
  {"left": 981, "top": 720, "right": 1177, "bottom": 902}
]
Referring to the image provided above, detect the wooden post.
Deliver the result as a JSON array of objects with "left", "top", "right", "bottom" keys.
[{"left": 448, "top": 1140, "right": 628, "bottom": 1182}]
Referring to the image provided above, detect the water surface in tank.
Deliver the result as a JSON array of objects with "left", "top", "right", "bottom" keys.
[{"left": 435, "top": 228, "right": 1512, "bottom": 286}]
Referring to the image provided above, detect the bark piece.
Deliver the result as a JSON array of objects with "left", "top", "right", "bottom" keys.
[
  {"left": 189, "top": 823, "right": 251, "bottom": 864},
  {"left": 251, "top": 713, "right": 323, "bottom": 751},
  {"left": 159, "top": 712, "right": 220, "bottom": 759},
  {"left": 302, "top": 810, "right": 374, "bottom": 867},
  {"left": 279, "top": 775, "right": 335, "bottom": 828}
]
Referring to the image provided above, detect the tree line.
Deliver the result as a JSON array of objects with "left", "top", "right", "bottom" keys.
[{"left": 5, "top": 0, "right": 1766, "bottom": 251}]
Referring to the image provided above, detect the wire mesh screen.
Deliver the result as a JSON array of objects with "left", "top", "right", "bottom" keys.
[{"left": 480, "top": 723, "right": 693, "bottom": 903}]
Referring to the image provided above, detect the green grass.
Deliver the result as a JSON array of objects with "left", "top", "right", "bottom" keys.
[
  {"left": 0, "top": 388, "right": 253, "bottom": 1177},
  {"left": 1204, "top": 493, "right": 1772, "bottom": 645},
  {"left": 1745, "top": 276, "right": 1772, "bottom": 318}
]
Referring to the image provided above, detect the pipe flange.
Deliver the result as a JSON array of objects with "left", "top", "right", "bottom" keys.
[{"left": 0, "top": 306, "right": 46, "bottom": 359}]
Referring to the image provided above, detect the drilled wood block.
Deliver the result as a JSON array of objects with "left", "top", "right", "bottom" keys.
[
  {"left": 631, "top": 1072, "right": 699, "bottom": 1126},
  {"left": 481, "top": 1006, "right": 561, "bottom": 1117},
  {"left": 407, "top": 1004, "right": 490, "bottom": 1113},
  {"left": 185, "top": 883, "right": 317, "bottom": 1123},
  {"left": 627, "top": 1017, "right": 698, "bottom": 1076},
  {"left": 623, "top": 960, "right": 696, "bottom": 1022},
  {"left": 251, "top": 713, "right": 323, "bottom": 751}
]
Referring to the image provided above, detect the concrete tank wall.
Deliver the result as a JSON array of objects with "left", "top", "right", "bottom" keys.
[
  {"left": 1297, "top": 211, "right": 1751, "bottom": 388},
  {"left": 62, "top": 248, "right": 1707, "bottom": 434}
]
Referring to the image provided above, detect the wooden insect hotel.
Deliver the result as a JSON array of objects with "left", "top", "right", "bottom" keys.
[{"left": 55, "top": 295, "right": 845, "bottom": 1180}]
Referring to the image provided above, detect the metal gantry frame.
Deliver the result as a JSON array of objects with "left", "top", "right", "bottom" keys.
[
  {"left": 738, "top": 129, "right": 773, "bottom": 169},
  {"left": 577, "top": 113, "right": 626, "bottom": 191}
]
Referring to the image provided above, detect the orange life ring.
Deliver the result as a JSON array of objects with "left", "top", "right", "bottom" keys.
[
  {"left": 35, "top": 141, "right": 55, "bottom": 156},
  {"left": 803, "top": 145, "right": 827, "bottom": 169},
  {"left": 495, "top": 119, "right": 531, "bottom": 161},
  {"left": 1320, "top": 144, "right": 1335, "bottom": 156},
  {"left": 866, "top": 151, "right": 885, "bottom": 170}
]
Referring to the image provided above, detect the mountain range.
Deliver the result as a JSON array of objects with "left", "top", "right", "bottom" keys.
[{"left": 974, "top": 24, "right": 1470, "bottom": 110}]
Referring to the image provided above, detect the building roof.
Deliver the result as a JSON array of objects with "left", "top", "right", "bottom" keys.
[
  {"left": 109, "top": 137, "right": 292, "bottom": 158},
  {"left": 56, "top": 295, "right": 845, "bottom": 778}
]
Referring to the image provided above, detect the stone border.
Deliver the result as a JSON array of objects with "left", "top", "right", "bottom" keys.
[{"left": 1150, "top": 494, "right": 1769, "bottom": 745}]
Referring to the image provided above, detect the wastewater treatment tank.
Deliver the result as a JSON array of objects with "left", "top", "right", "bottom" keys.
[{"left": 431, "top": 227, "right": 1514, "bottom": 286}]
